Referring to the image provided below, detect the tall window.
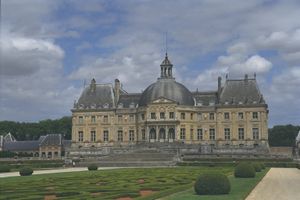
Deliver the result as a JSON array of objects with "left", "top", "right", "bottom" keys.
[
  {"left": 190, "top": 113, "right": 194, "bottom": 120},
  {"left": 78, "top": 116, "right": 83, "bottom": 124},
  {"left": 252, "top": 112, "right": 258, "bottom": 119},
  {"left": 160, "top": 112, "right": 165, "bottom": 119},
  {"left": 103, "top": 130, "right": 109, "bottom": 142},
  {"left": 238, "top": 128, "right": 244, "bottom": 140},
  {"left": 238, "top": 112, "right": 244, "bottom": 120},
  {"left": 103, "top": 115, "right": 108, "bottom": 123},
  {"left": 197, "top": 129, "right": 203, "bottom": 140},
  {"left": 209, "top": 113, "right": 215, "bottom": 120},
  {"left": 209, "top": 129, "right": 215, "bottom": 140},
  {"left": 141, "top": 114, "right": 145, "bottom": 120},
  {"left": 118, "top": 115, "right": 122, "bottom": 123},
  {"left": 181, "top": 113, "right": 185, "bottom": 120},
  {"left": 141, "top": 129, "right": 146, "bottom": 140},
  {"left": 90, "top": 131, "right": 96, "bottom": 142},
  {"left": 169, "top": 112, "right": 174, "bottom": 119},
  {"left": 129, "top": 130, "right": 135, "bottom": 141},
  {"left": 117, "top": 130, "right": 123, "bottom": 142},
  {"left": 224, "top": 112, "right": 230, "bottom": 120},
  {"left": 78, "top": 131, "right": 83, "bottom": 142},
  {"left": 91, "top": 116, "right": 96, "bottom": 123},
  {"left": 253, "top": 128, "right": 259, "bottom": 140},
  {"left": 190, "top": 129, "right": 194, "bottom": 140},
  {"left": 180, "top": 128, "right": 186, "bottom": 140},
  {"left": 224, "top": 128, "right": 230, "bottom": 140},
  {"left": 197, "top": 113, "right": 202, "bottom": 120},
  {"left": 151, "top": 112, "right": 156, "bottom": 119},
  {"left": 129, "top": 114, "right": 134, "bottom": 122}
]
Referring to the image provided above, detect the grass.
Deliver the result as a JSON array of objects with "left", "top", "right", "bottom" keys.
[
  {"left": 161, "top": 168, "right": 269, "bottom": 200},
  {"left": 0, "top": 167, "right": 232, "bottom": 200}
]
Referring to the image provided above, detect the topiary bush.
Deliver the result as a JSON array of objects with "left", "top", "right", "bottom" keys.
[
  {"left": 252, "top": 162, "right": 262, "bottom": 172},
  {"left": 0, "top": 165, "right": 11, "bottom": 173},
  {"left": 234, "top": 162, "right": 255, "bottom": 178},
  {"left": 194, "top": 173, "right": 231, "bottom": 195},
  {"left": 19, "top": 167, "right": 33, "bottom": 176},
  {"left": 88, "top": 164, "right": 98, "bottom": 171}
]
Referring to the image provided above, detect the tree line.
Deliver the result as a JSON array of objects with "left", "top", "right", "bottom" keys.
[
  {"left": 0, "top": 117, "right": 299, "bottom": 146},
  {"left": 0, "top": 116, "right": 72, "bottom": 140}
]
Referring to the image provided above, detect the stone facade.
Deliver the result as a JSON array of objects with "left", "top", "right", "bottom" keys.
[{"left": 71, "top": 55, "right": 269, "bottom": 156}]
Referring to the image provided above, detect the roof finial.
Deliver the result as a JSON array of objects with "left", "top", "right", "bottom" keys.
[{"left": 165, "top": 31, "right": 168, "bottom": 57}]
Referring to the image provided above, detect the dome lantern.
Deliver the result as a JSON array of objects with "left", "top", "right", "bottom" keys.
[{"left": 160, "top": 53, "right": 173, "bottom": 78}]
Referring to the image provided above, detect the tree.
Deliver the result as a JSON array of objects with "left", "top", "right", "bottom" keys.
[{"left": 268, "top": 125, "right": 300, "bottom": 147}]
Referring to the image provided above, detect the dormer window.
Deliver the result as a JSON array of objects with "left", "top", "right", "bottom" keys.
[
  {"left": 103, "top": 103, "right": 109, "bottom": 109},
  {"left": 129, "top": 102, "right": 135, "bottom": 108},
  {"left": 118, "top": 103, "right": 123, "bottom": 108},
  {"left": 209, "top": 101, "right": 215, "bottom": 106}
]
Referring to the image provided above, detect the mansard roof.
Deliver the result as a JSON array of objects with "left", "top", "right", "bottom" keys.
[
  {"left": 118, "top": 93, "right": 141, "bottom": 108},
  {"left": 219, "top": 78, "right": 265, "bottom": 105},
  {"left": 193, "top": 91, "right": 218, "bottom": 106},
  {"left": 39, "top": 134, "right": 62, "bottom": 146},
  {"left": 77, "top": 84, "right": 115, "bottom": 109}
]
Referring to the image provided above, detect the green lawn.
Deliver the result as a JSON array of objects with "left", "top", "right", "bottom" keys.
[
  {"left": 161, "top": 169, "right": 269, "bottom": 200},
  {"left": 0, "top": 167, "right": 232, "bottom": 200}
]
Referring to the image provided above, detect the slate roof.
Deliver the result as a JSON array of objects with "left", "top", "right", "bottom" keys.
[
  {"left": 3, "top": 133, "right": 16, "bottom": 142},
  {"left": 76, "top": 84, "right": 115, "bottom": 109},
  {"left": 219, "top": 79, "right": 265, "bottom": 105},
  {"left": 4, "top": 141, "right": 40, "bottom": 151},
  {"left": 193, "top": 91, "right": 218, "bottom": 106},
  {"left": 118, "top": 93, "right": 141, "bottom": 108},
  {"left": 40, "top": 134, "right": 62, "bottom": 146}
]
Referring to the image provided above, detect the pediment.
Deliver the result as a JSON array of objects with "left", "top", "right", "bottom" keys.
[{"left": 151, "top": 97, "right": 176, "bottom": 104}]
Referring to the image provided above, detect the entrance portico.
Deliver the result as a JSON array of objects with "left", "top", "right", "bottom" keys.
[{"left": 147, "top": 125, "right": 176, "bottom": 142}]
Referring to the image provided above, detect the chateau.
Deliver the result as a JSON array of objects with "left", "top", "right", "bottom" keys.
[{"left": 70, "top": 54, "right": 269, "bottom": 157}]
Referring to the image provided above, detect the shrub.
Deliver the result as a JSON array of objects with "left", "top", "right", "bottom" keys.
[
  {"left": 19, "top": 167, "right": 33, "bottom": 176},
  {"left": 260, "top": 163, "right": 266, "bottom": 169},
  {"left": 0, "top": 165, "right": 10, "bottom": 173},
  {"left": 194, "top": 173, "right": 230, "bottom": 195},
  {"left": 234, "top": 162, "right": 255, "bottom": 178},
  {"left": 88, "top": 164, "right": 98, "bottom": 171},
  {"left": 252, "top": 162, "right": 262, "bottom": 172}
]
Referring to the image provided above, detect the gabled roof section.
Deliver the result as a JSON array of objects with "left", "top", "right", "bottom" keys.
[
  {"left": 3, "top": 133, "right": 16, "bottom": 142},
  {"left": 118, "top": 93, "right": 141, "bottom": 108},
  {"left": 193, "top": 91, "right": 218, "bottom": 106},
  {"left": 4, "top": 141, "right": 39, "bottom": 151},
  {"left": 219, "top": 78, "right": 265, "bottom": 105},
  {"left": 75, "top": 83, "right": 115, "bottom": 109},
  {"left": 40, "top": 134, "right": 62, "bottom": 146}
]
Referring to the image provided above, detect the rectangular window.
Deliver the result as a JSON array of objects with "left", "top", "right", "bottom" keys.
[
  {"left": 253, "top": 128, "right": 259, "bottom": 140},
  {"left": 142, "top": 129, "right": 146, "bottom": 140},
  {"left": 90, "top": 131, "right": 96, "bottom": 142},
  {"left": 209, "top": 113, "right": 215, "bottom": 120},
  {"left": 129, "top": 130, "right": 135, "bottom": 141},
  {"left": 151, "top": 112, "right": 156, "bottom": 119},
  {"left": 169, "top": 112, "right": 174, "bottom": 119},
  {"left": 224, "top": 112, "right": 230, "bottom": 120},
  {"left": 180, "top": 128, "right": 186, "bottom": 140},
  {"left": 181, "top": 113, "right": 185, "bottom": 120},
  {"left": 238, "top": 128, "right": 244, "bottom": 140},
  {"left": 78, "top": 131, "right": 83, "bottom": 142},
  {"left": 78, "top": 116, "right": 83, "bottom": 124},
  {"left": 141, "top": 114, "right": 145, "bottom": 120},
  {"left": 118, "top": 115, "right": 122, "bottom": 123},
  {"left": 117, "top": 130, "right": 123, "bottom": 142},
  {"left": 103, "top": 115, "right": 108, "bottom": 123},
  {"left": 197, "top": 129, "right": 203, "bottom": 140},
  {"left": 190, "top": 129, "right": 194, "bottom": 140},
  {"left": 190, "top": 113, "right": 194, "bottom": 120},
  {"left": 91, "top": 116, "right": 96, "bottom": 123},
  {"left": 129, "top": 114, "right": 134, "bottom": 122},
  {"left": 160, "top": 112, "right": 165, "bottom": 119},
  {"left": 103, "top": 130, "right": 109, "bottom": 142},
  {"left": 252, "top": 112, "right": 258, "bottom": 119},
  {"left": 238, "top": 112, "right": 244, "bottom": 120},
  {"left": 197, "top": 113, "right": 202, "bottom": 120},
  {"left": 209, "top": 129, "right": 215, "bottom": 140},
  {"left": 224, "top": 128, "right": 230, "bottom": 140}
]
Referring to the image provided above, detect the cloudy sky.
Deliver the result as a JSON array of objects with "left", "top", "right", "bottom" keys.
[{"left": 0, "top": 0, "right": 299, "bottom": 126}]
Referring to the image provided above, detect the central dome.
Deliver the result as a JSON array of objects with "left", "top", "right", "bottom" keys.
[{"left": 139, "top": 78, "right": 195, "bottom": 106}]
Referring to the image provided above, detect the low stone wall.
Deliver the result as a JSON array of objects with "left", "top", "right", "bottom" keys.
[{"left": 269, "top": 147, "right": 293, "bottom": 157}]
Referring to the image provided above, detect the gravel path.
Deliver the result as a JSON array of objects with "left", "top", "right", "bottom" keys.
[{"left": 246, "top": 168, "right": 300, "bottom": 200}]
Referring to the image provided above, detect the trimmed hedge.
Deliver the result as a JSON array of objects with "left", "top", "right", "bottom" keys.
[
  {"left": 0, "top": 165, "right": 10, "bottom": 173},
  {"left": 19, "top": 167, "right": 33, "bottom": 176},
  {"left": 88, "top": 164, "right": 98, "bottom": 171},
  {"left": 194, "top": 173, "right": 231, "bottom": 195},
  {"left": 252, "top": 162, "right": 262, "bottom": 172},
  {"left": 234, "top": 162, "right": 255, "bottom": 178},
  {"left": 260, "top": 163, "right": 266, "bottom": 169}
]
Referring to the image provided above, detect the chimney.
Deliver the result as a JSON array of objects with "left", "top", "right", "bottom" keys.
[
  {"left": 114, "top": 79, "right": 120, "bottom": 104},
  {"left": 90, "top": 78, "right": 96, "bottom": 93},
  {"left": 244, "top": 74, "right": 248, "bottom": 80},
  {"left": 218, "top": 76, "right": 222, "bottom": 92}
]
